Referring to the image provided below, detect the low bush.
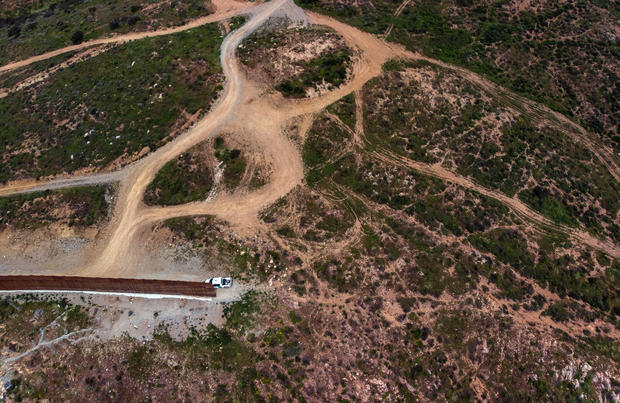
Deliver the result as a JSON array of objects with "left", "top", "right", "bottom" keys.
[
  {"left": 0, "top": 24, "right": 223, "bottom": 182},
  {"left": 0, "top": 0, "right": 213, "bottom": 65},
  {"left": 276, "top": 49, "right": 351, "bottom": 98},
  {"left": 145, "top": 143, "right": 213, "bottom": 206},
  {"left": 214, "top": 137, "right": 247, "bottom": 190}
]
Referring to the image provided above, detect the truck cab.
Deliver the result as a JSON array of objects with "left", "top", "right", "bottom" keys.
[{"left": 206, "top": 277, "right": 233, "bottom": 288}]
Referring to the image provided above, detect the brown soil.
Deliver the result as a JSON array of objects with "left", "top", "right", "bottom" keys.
[
  {"left": 0, "top": 2, "right": 617, "bottom": 400},
  {"left": 239, "top": 25, "right": 350, "bottom": 97}
]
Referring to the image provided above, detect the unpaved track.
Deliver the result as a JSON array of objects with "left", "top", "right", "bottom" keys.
[
  {"left": 0, "top": 0, "right": 255, "bottom": 198},
  {"left": 394, "top": 0, "right": 412, "bottom": 16},
  {"left": 0, "top": 0, "right": 253, "bottom": 74},
  {"left": 372, "top": 150, "right": 620, "bottom": 259},
  {"left": 0, "top": 45, "right": 111, "bottom": 99},
  {"left": 0, "top": 171, "right": 124, "bottom": 197},
  {"left": 309, "top": 13, "right": 620, "bottom": 183},
  {"left": 80, "top": 0, "right": 298, "bottom": 277},
  {"left": 307, "top": 12, "right": 620, "bottom": 258},
  {"left": 384, "top": 0, "right": 411, "bottom": 37},
  {"left": 304, "top": 13, "right": 619, "bottom": 258}
]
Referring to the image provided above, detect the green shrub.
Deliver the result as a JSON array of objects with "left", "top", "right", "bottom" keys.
[
  {"left": 519, "top": 187, "right": 576, "bottom": 226},
  {"left": 0, "top": 0, "right": 213, "bottom": 65},
  {"left": 0, "top": 24, "right": 223, "bottom": 181},
  {"left": 542, "top": 302, "right": 572, "bottom": 322},
  {"left": 70, "top": 30, "right": 84, "bottom": 44},
  {"left": 214, "top": 138, "right": 247, "bottom": 189},
  {"left": 223, "top": 291, "right": 262, "bottom": 333},
  {"left": 468, "top": 229, "right": 534, "bottom": 270},
  {"left": 145, "top": 152, "right": 213, "bottom": 206},
  {"left": 0, "top": 185, "right": 111, "bottom": 228},
  {"left": 276, "top": 49, "right": 351, "bottom": 97}
]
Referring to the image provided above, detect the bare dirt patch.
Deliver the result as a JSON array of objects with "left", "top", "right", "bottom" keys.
[{"left": 239, "top": 25, "right": 353, "bottom": 98}]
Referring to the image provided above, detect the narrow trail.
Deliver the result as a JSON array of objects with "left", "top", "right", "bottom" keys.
[
  {"left": 0, "top": 171, "right": 124, "bottom": 197},
  {"left": 0, "top": 0, "right": 254, "bottom": 74},
  {"left": 309, "top": 13, "right": 620, "bottom": 183},
  {"left": 353, "top": 90, "right": 365, "bottom": 146},
  {"left": 383, "top": 0, "right": 411, "bottom": 37},
  {"left": 371, "top": 150, "right": 620, "bottom": 259},
  {"left": 394, "top": 0, "right": 412, "bottom": 16},
  {"left": 416, "top": 55, "right": 620, "bottom": 183},
  {"left": 303, "top": 13, "right": 619, "bottom": 258},
  {"left": 0, "top": 45, "right": 112, "bottom": 99},
  {"left": 305, "top": 12, "right": 620, "bottom": 258}
]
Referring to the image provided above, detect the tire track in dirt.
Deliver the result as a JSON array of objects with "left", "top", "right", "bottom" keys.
[
  {"left": 384, "top": 0, "right": 411, "bottom": 37},
  {"left": 0, "top": 0, "right": 257, "bottom": 198},
  {"left": 415, "top": 56, "right": 620, "bottom": 183},
  {"left": 304, "top": 12, "right": 619, "bottom": 258},
  {"left": 0, "top": 0, "right": 254, "bottom": 74},
  {"left": 2, "top": 3, "right": 617, "bottom": 278},
  {"left": 298, "top": 13, "right": 619, "bottom": 258},
  {"left": 0, "top": 45, "right": 113, "bottom": 99},
  {"left": 353, "top": 90, "right": 365, "bottom": 146},
  {"left": 370, "top": 150, "right": 620, "bottom": 259},
  {"left": 308, "top": 12, "right": 620, "bottom": 183}
]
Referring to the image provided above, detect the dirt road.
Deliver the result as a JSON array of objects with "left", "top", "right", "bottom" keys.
[
  {"left": 305, "top": 12, "right": 620, "bottom": 259},
  {"left": 80, "top": 0, "right": 301, "bottom": 277},
  {"left": 0, "top": 171, "right": 125, "bottom": 197},
  {"left": 371, "top": 150, "right": 620, "bottom": 259},
  {"left": 308, "top": 12, "right": 620, "bottom": 183},
  {"left": 0, "top": 0, "right": 254, "bottom": 74}
]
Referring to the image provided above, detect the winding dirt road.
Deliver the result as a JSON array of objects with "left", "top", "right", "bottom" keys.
[
  {"left": 0, "top": 0, "right": 253, "bottom": 75},
  {"left": 79, "top": 0, "right": 301, "bottom": 277}
]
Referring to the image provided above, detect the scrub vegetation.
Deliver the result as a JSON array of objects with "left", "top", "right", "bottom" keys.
[
  {"left": 297, "top": 0, "right": 620, "bottom": 152},
  {"left": 0, "top": 23, "right": 223, "bottom": 183},
  {"left": 0, "top": 1, "right": 618, "bottom": 401},
  {"left": 254, "top": 85, "right": 619, "bottom": 399},
  {"left": 239, "top": 25, "right": 352, "bottom": 97},
  {"left": 0, "top": 185, "right": 114, "bottom": 229},
  {"left": 144, "top": 142, "right": 214, "bottom": 206},
  {"left": 362, "top": 61, "right": 620, "bottom": 242},
  {"left": 0, "top": 0, "right": 213, "bottom": 64},
  {"left": 144, "top": 136, "right": 255, "bottom": 206}
]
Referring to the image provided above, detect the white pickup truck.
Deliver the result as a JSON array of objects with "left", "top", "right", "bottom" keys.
[{"left": 205, "top": 277, "right": 233, "bottom": 288}]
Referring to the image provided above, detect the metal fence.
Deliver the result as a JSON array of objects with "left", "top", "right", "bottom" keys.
[{"left": 0, "top": 276, "right": 216, "bottom": 297}]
